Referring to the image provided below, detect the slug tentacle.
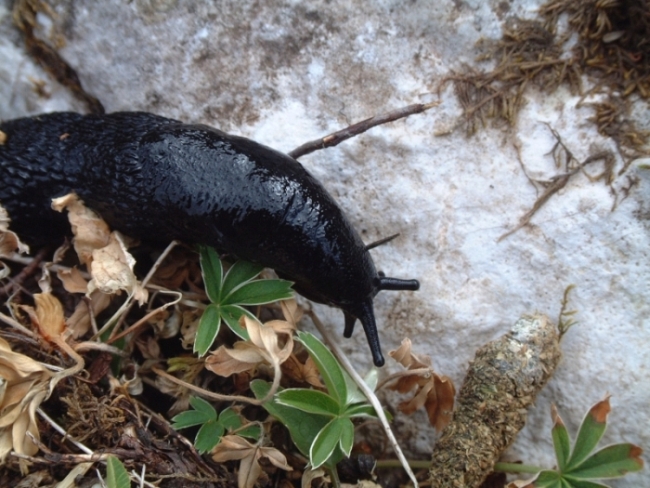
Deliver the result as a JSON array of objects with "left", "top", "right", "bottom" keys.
[
  {"left": 377, "top": 276, "right": 421, "bottom": 291},
  {"left": 0, "top": 111, "right": 419, "bottom": 366}
]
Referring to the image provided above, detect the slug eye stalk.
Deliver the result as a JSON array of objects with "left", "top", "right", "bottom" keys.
[{"left": 377, "top": 276, "right": 420, "bottom": 291}]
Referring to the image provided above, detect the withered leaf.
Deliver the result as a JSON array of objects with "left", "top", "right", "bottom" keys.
[{"left": 212, "top": 435, "right": 291, "bottom": 488}]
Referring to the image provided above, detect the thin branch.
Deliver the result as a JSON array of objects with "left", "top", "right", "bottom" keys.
[
  {"left": 106, "top": 290, "right": 182, "bottom": 344},
  {"left": 152, "top": 366, "right": 274, "bottom": 406},
  {"left": 288, "top": 101, "right": 439, "bottom": 159},
  {"left": 0, "top": 310, "right": 36, "bottom": 338},
  {"left": 37, "top": 407, "right": 94, "bottom": 455},
  {"left": 108, "top": 240, "right": 180, "bottom": 341}
]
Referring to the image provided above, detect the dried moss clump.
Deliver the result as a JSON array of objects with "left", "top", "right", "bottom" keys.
[
  {"left": 448, "top": 18, "right": 579, "bottom": 133},
  {"left": 448, "top": 0, "right": 650, "bottom": 154},
  {"left": 541, "top": 0, "right": 650, "bottom": 98},
  {"left": 429, "top": 315, "right": 562, "bottom": 488}
]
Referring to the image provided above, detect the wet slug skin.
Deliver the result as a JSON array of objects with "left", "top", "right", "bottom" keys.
[{"left": 0, "top": 111, "right": 419, "bottom": 366}]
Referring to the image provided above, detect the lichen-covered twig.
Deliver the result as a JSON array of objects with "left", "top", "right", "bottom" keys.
[{"left": 429, "top": 315, "right": 562, "bottom": 488}]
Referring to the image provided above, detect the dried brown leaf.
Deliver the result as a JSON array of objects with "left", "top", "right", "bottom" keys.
[
  {"left": 427, "top": 375, "right": 456, "bottom": 431},
  {"left": 281, "top": 354, "right": 324, "bottom": 388},
  {"left": 56, "top": 266, "right": 88, "bottom": 293},
  {"left": 0, "top": 337, "right": 52, "bottom": 461},
  {"left": 66, "top": 290, "right": 112, "bottom": 338},
  {"left": 135, "top": 335, "right": 161, "bottom": 360},
  {"left": 0, "top": 205, "right": 30, "bottom": 257},
  {"left": 280, "top": 298, "right": 303, "bottom": 326},
  {"left": 51, "top": 193, "right": 110, "bottom": 267},
  {"left": 33, "top": 292, "right": 66, "bottom": 341},
  {"left": 205, "top": 316, "right": 295, "bottom": 377},
  {"left": 389, "top": 338, "right": 431, "bottom": 370},
  {"left": 180, "top": 310, "right": 201, "bottom": 349},
  {"left": 212, "top": 435, "right": 291, "bottom": 488},
  {"left": 87, "top": 232, "right": 148, "bottom": 305},
  {"left": 388, "top": 337, "right": 455, "bottom": 431}
]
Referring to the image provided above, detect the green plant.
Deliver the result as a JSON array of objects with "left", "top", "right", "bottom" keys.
[
  {"left": 171, "top": 396, "right": 261, "bottom": 454},
  {"left": 251, "top": 331, "right": 381, "bottom": 473},
  {"left": 500, "top": 397, "right": 644, "bottom": 488},
  {"left": 105, "top": 455, "right": 130, "bottom": 488},
  {"left": 195, "top": 245, "right": 293, "bottom": 355}
]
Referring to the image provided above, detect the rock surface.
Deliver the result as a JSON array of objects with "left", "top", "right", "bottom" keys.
[{"left": 0, "top": 1, "right": 647, "bottom": 485}]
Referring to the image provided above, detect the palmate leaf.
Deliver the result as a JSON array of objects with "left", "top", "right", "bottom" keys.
[
  {"left": 521, "top": 399, "right": 644, "bottom": 488},
  {"left": 257, "top": 334, "right": 377, "bottom": 470},
  {"left": 251, "top": 379, "right": 332, "bottom": 460},
  {"left": 171, "top": 396, "right": 216, "bottom": 428},
  {"left": 195, "top": 246, "right": 294, "bottom": 354},
  {"left": 172, "top": 398, "right": 261, "bottom": 454},
  {"left": 566, "top": 398, "right": 610, "bottom": 470}
]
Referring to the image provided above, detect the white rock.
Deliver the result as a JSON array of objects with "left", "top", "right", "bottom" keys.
[{"left": 0, "top": 1, "right": 647, "bottom": 485}]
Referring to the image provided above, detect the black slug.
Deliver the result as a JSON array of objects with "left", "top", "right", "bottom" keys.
[{"left": 0, "top": 111, "right": 419, "bottom": 366}]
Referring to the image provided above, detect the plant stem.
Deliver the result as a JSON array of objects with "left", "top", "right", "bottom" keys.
[{"left": 493, "top": 462, "right": 543, "bottom": 474}]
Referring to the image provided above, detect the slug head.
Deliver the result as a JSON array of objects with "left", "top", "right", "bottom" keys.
[{"left": 342, "top": 274, "right": 420, "bottom": 367}]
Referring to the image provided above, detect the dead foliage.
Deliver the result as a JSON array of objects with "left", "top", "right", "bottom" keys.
[
  {"left": 0, "top": 196, "right": 451, "bottom": 487},
  {"left": 500, "top": 125, "right": 617, "bottom": 240},
  {"left": 445, "top": 18, "right": 580, "bottom": 134},
  {"left": 446, "top": 0, "right": 650, "bottom": 158}
]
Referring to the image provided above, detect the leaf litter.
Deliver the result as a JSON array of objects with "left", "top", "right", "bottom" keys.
[{"left": 0, "top": 193, "right": 455, "bottom": 487}]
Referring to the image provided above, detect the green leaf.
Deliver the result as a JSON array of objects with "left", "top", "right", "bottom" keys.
[
  {"left": 530, "top": 469, "right": 562, "bottom": 487},
  {"left": 199, "top": 246, "right": 223, "bottom": 303},
  {"left": 195, "top": 420, "right": 224, "bottom": 454},
  {"left": 171, "top": 410, "right": 211, "bottom": 430},
  {"left": 567, "top": 398, "right": 610, "bottom": 470},
  {"left": 250, "top": 379, "right": 331, "bottom": 459},
  {"left": 566, "top": 443, "right": 644, "bottom": 480},
  {"left": 338, "top": 417, "right": 355, "bottom": 457},
  {"left": 551, "top": 406, "right": 571, "bottom": 471},
  {"left": 222, "top": 261, "right": 263, "bottom": 297},
  {"left": 106, "top": 455, "right": 131, "bottom": 488},
  {"left": 171, "top": 397, "right": 216, "bottom": 430},
  {"left": 190, "top": 396, "right": 217, "bottom": 418},
  {"left": 194, "top": 304, "right": 222, "bottom": 356},
  {"left": 224, "top": 279, "right": 294, "bottom": 305},
  {"left": 218, "top": 407, "right": 242, "bottom": 430},
  {"left": 237, "top": 424, "right": 262, "bottom": 440},
  {"left": 344, "top": 403, "right": 379, "bottom": 418},
  {"left": 559, "top": 480, "right": 609, "bottom": 488},
  {"left": 310, "top": 418, "right": 345, "bottom": 469},
  {"left": 220, "top": 304, "right": 253, "bottom": 340},
  {"left": 276, "top": 389, "right": 340, "bottom": 416},
  {"left": 297, "top": 331, "right": 348, "bottom": 406}
]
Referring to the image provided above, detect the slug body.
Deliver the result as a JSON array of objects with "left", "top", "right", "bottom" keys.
[{"left": 0, "top": 112, "right": 419, "bottom": 366}]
